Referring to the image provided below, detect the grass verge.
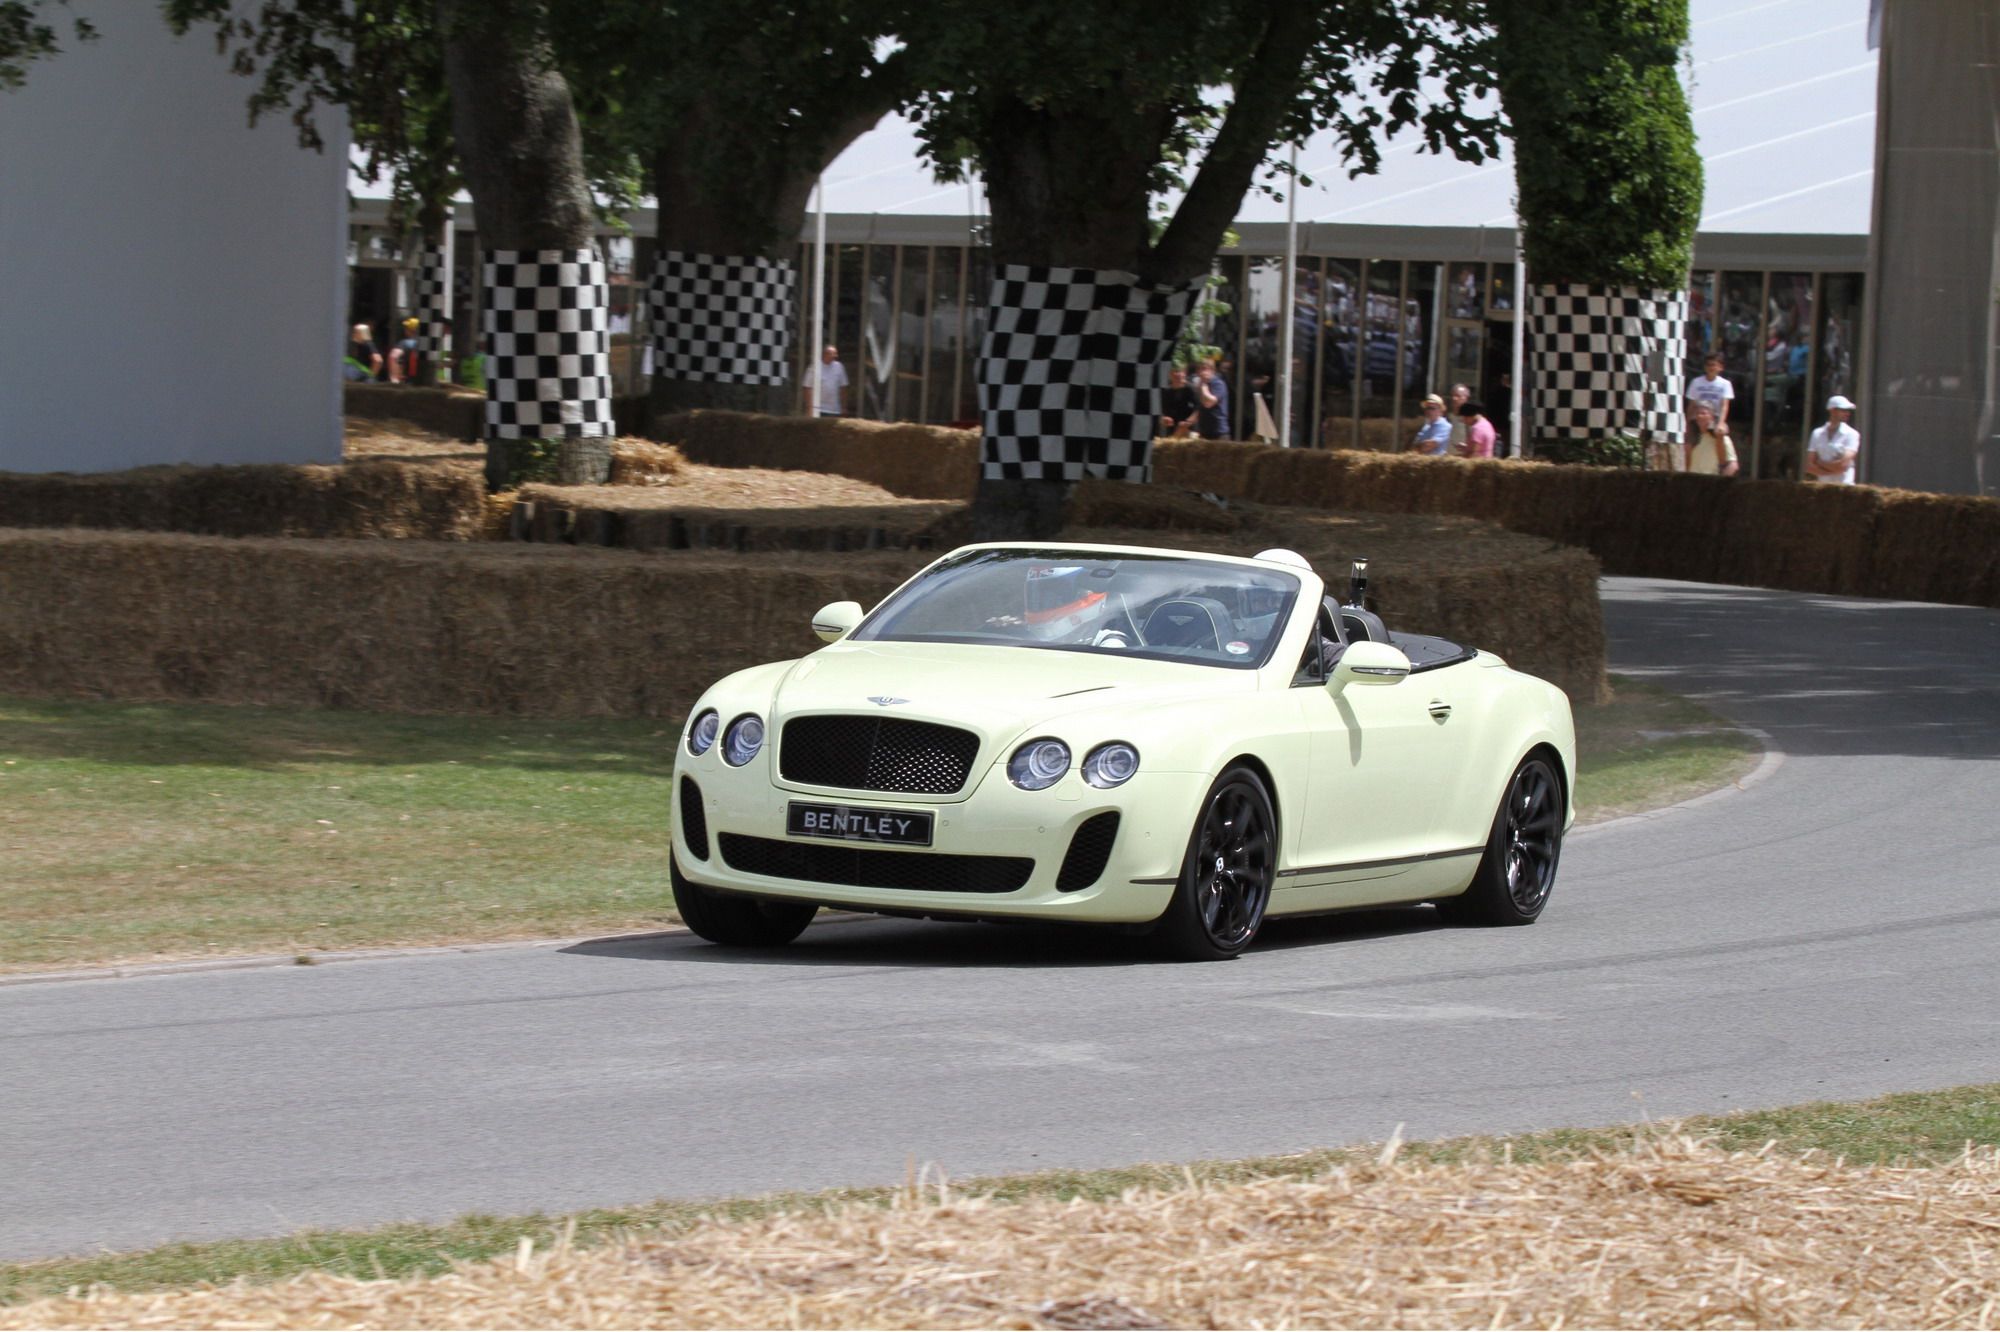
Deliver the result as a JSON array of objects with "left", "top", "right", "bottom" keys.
[
  {"left": 1, "top": 1082, "right": 1992, "bottom": 1308},
  {"left": 0, "top": 680, "right": 1758, "bottom": 971}
]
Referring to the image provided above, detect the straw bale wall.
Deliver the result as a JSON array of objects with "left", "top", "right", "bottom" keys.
[
  {"left": 342, "top": 383, "right": 483, "bottom": 440},
  {"left": 1153, "top": 441, "right": 2000, "bottom": 608},
  {"left": 0, "top": 499, "right": 1607, "bottom": 714},
  {"left": 0, "top": 461, "right": 485, "bottom": 540},
  {"left": 0, "top": 531, "right": 926, "bottom": 718}
]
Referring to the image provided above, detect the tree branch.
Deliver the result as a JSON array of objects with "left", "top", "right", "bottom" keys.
[{"left": 1144, "top": 0, "right": 1314, "bottom": 286}]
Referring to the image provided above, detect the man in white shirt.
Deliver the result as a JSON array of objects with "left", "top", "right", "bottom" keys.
[
  {"left": 810, "top": 345, "right": 848, "bottom": 417},
  {"left": 1687, "top": 352, "right": 1735, "bottom": 427},
  {"left": 1804, "top": 394, "right": 1860, "bottom": 484}
]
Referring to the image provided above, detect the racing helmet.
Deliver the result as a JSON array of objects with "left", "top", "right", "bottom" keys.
[{"left": 1022, "top": 564, "right": 1110, "bottom": 642}]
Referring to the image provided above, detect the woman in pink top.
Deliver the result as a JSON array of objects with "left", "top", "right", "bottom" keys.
[{"left": 1456, "top": 401, "right": 1497, "bottom": 458}]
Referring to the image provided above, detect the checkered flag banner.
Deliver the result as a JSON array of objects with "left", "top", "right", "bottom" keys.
[
  {"left": 415, "top": 247, "right": 452, "bottom": 366},
  {"left": 976, "top": 265, "right": 1202, "bottom": 483},
  {"left": 1527, "top": 283, "right": 1689, "bottom": 440},
  {"left": 482, "top": 248, "right": 614, "bottom": 440},
  {"left": 648, "top": 251, "right": 795, "bottom": 385}
]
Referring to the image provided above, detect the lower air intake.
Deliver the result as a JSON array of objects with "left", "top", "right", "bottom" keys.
[{"left": 719, "top": 834, "right": 1031, "bottom": 894}]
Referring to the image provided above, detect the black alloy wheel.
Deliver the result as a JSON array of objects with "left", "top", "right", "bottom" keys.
[
  {"left": 1154, "top": 766, "right": 1277, "bottom": 960},
  {"left": 1440, "top": 753, "right": 1564, "bottom": 926},
  {"left": 671, "top": 855, "right": 818, "bottom": 947}
]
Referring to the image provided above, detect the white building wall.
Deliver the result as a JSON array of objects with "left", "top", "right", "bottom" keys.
[{"left": 0, "top": 2, "right": 347, "bottom": 474}]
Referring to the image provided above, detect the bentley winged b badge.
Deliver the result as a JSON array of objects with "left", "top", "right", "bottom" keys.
[{"left": 866, "top": 696, "right": 910, "bottom": 707}]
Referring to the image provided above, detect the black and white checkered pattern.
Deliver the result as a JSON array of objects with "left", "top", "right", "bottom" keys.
[
  {"left": 647, "top": 251, "right": 795, "bottom": 385},
  {"left": 482, "top": 248, "right": 614, "bottom": 440},
  {"left": 415, "top": 247, "right": 451, "bottom": 367},
  {"left": 1527, "top": 284, "right": 1689, "bottom": 439},
  {"left": 976, "top": 265, "right": 1201, "bottom": 483}
]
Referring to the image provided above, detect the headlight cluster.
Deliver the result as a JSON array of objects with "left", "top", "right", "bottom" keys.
[
  {"left": 1006, "top": 738, "right": 1139, "bottom": 790},
  {"left": 723, "top": 715, "right": 765, "bottom": 766},
  {"left": 687, "top": 709, "right": 766, "bottom": 766}
]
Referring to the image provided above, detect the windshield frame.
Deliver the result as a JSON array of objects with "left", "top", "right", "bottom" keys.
[{"left": 849, "top": 547, "right": 1305, "bottom": 672}]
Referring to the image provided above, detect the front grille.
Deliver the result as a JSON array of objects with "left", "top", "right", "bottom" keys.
[
  {"left": 1055, "top": 812, "right": 1120, "bottom": 892},
  {"left": 678, "top": 776, "right": 709, "bottom": 860},
  {"left": 719, "top": 834, "right": 1032, "bottom": 894},
  {"left": 779, "top": 716, "right": 981, "bottom": 794}
]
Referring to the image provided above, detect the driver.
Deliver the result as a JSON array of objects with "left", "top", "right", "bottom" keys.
[{"left": 982, "top": 564, "right": 1123, "bottom": 645}]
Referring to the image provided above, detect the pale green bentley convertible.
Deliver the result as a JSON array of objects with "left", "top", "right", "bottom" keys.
[{"left": 671, "top": 543, "right": 1575, "bottom": 960}]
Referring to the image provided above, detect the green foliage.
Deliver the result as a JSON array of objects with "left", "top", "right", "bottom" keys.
[
  {"left": 1535, "top": 434, "right": 1648, "bottom": 468},
  {"left": 501, "top": 437, "right": 562, "bottom": 485},
  {"left": 1491, "top": 0, "right": 1702, "bottom": 288},
  {"left": 0, "top": 0, "right": 92, "bottom": 90},
  {"left": 893, "top": 1, "right": 1504, "bottom": 283}
]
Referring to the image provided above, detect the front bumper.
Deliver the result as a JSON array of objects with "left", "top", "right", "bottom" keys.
[{"left": 671, "top": 756, "right": 1206, "bottom": 923}]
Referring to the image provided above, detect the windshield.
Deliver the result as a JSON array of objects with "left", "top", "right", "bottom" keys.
[{"left": 852, "top": 549, "right": 1303, "bottom": 670}]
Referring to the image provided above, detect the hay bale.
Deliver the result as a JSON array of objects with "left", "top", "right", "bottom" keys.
[
  {"left": 1064, "top": 479, "right": 1240, "bottom": 533},
  {"left": 0, "top": 502, "right": 1607, "bottom": 715},
  {"left": 1864, "top": 489, "right": 2000, "bottom": 607},
  {"left": 653, "top": 410, "right": 978, "bottom": 501},
  {"left": 0, "top": 460, "right": 486, "bottom": 540},
  {"left": 607, "top": 440, "right": 688, "bottom": 486},
  {"left": 1714, "top": 480, "right": 1883, "bottom": 594},
  {"left": 0, "top": 530, "right": 930, "bottom": 718},
  {"left": 1151, "top": 439, "right": 1260, "bottom": 498},
  {"left": 342, "top": 382, "right": 483, "bottom": 440}
]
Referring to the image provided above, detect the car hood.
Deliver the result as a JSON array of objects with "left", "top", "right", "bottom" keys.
[{"left": 771, "top": 640, "right": 1256, "bottom": 735}]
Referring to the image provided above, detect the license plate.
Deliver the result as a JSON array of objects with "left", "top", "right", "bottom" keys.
[{"left": 786, "top": 802, "right": 934, "bottom": 846}]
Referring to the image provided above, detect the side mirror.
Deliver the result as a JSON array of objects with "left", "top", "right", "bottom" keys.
[
  {"left": 1331, "top": 640, "right": 1412, "bottom": 689},
  {"left": 811, "top": 600, "right": 863, "bottom": 643}
]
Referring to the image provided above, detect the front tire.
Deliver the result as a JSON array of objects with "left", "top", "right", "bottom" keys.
[
  {"left": 671, "top": 855, "right": 817, "bottom": 946},
  {"left": 1152, "top": 766, "right": 1277, "bottom": 960},
  {"left": 1440, "top": 753, "right": 1564, "bottom": 926}
]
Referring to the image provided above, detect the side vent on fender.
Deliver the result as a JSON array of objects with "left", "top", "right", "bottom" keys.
[
  {"left": 1056, "top": 812, "right": 1121, "bottom": 892},
  {"left": 679, "top": 776, "right": 710, "bottom": 861}
]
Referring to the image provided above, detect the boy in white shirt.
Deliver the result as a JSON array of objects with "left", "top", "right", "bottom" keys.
[
  {"left": 1804, "top": 395, "right": 1860, "bottom": 484},
  {"left": 1687, "top": 353, "right": 1734, "bottom": 427}
]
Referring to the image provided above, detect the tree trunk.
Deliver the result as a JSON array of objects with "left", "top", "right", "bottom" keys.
[
  {"left": 435, "top": 0, "right": 612, "bottom": 487},
  {"left": 963, "top": 6, "right": 1315, "bottom": 537},
  {"left": 971, "top": 97, "right": 1194, "bottom": 539},
  {"left": 644, "top": 90, "right": 889, "bottom": 430}
]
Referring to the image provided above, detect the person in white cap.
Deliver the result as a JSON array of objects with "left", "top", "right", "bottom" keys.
[{"left": 1804, "top": 395, "right": 1860, "bottom": 484}]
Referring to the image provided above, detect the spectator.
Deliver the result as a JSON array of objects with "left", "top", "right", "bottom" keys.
[
  {"left": 1445, "top": 382, "right": 1471, "bottom": 454},
  {"left": 389, "top": 317, "right": 425, "bottom": 385},
  {"left": 1410, "top": 394, "right": 1452, "bottom": 456},
  {"left": 1688, "top": 352, "right": 1734, "bottom": 426},
  {"left": 1195, "top": 360, "right": 1231, "bottom": 440},
  {"left": 1457, "top": 400, "right": 1496, "bottom": 459},
  {"left": 1685, "top": 402, "right": 1738, "bottom": 476},
  {"left": 810, "top": 345, "right": 847, "bottom": 417},
  {"left": 1804, "top": 395, "right": 1861, "bottom": 484},
  {"left": 344, "top": 323, "right": 382, "bottom": 382},
  {"left": 1159, "top": 366, "right": 1199, "bottom": 438}
]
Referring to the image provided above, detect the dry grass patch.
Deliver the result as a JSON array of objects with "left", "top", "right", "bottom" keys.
[{"left": 7, "top": 1135, "right": 1995, "bottom": 1329}]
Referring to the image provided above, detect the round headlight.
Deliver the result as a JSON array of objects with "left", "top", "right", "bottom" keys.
[
  {"left": 1082, "top": 742, "right": 1140, "bottom": 789},
  {"left": 1007, "top": 738, "right": 1071, "bottom": 790},
  {"left": 722, "top": 714, "right": 765, "bottom": 766},
  {"left": 687, "top": 709, "right": 720, "bottom": 756}
]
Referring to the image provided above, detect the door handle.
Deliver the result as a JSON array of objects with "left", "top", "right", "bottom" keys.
[{"left": 1428, "top": 699, "right": 1452, "bottom": 722}]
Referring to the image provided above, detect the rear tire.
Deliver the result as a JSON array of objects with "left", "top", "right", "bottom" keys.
[
  {"left": 671, "top": 855, "right": 817, "bottom": 946},
  {"left": 1152, "top": 766, "right": 1277, "bottom": 961},
  {"left": 1439, "top": 753, "right": 1564, "bottom": 926}
]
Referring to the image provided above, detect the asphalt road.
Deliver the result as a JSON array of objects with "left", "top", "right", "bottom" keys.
[{"left": 3, "top": 577, "right": 1998, "bottom": 1262}]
